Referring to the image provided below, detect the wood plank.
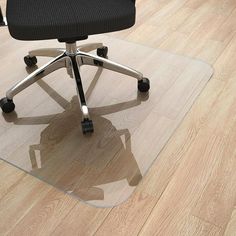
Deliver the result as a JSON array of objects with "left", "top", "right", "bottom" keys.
[
  {"left": 0, "top": 161, "right": 25, "bottom": 200},
  {"left": 159, "top": 31, "right": 226, "bottom": 64},
  {"left": 52, "top": 203, "right": 111, "bottom": 236},
  {"left": 126, "top": 6, "right": 194, "bottom": 47},
  {"left": 174, "top": 214, "right": 222, "bottom": 236},
  {"left": 192, "top": 109, "right": 236, "bottom": 227},
  {"left": 7, "top": 189, "right": 77, "bottom": 236},
  {"left": 0, "top": 175, "right": 51, "bottom": 234},
  {"left": 210, "top": 7, "right": 236, "bottom": 42},
  {"left": 224, "top": 207, "right": 236, "bottom": 236},
  {"left": 214, "top": 36, "right": 236, "bottom": 82},
  {"left": 94, "top": 191, "right": 157, "bottom": 236}
]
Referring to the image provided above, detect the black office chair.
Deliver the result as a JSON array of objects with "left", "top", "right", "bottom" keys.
[{"left": 0, "top": 0, "right": 150, "bottom": 134}]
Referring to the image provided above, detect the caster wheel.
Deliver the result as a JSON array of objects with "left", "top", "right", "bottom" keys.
[
  {"left": 97, "top": 46, "right": 108, "bottom": 58},
  {"left": 81, "top": 119, "right": 94, "bottom": 134},
  {"left": 138, "top": 78, "right": 150, "bottom": 93},
  {"left": 24, "top": 55, "right": 37, "bottom": 67},
  {"left": 0, "top": 97, "right": 15, "bottom": 113}
]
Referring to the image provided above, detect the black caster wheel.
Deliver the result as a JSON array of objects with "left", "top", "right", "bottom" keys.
[
  {"left": 24, "top": 55, "right": 37, "bottom": 67},
  {"left": 0, "top": 97, "right": 15, "bottom": 113},
  {"left": 97, "top": 46, "right": 108, "bottom": 58},
  {"left": 81, "top": 119, "right": 94, "bottom": 134},
  {"left": 138, "top": 78, "right": 150, "bottom": 93}
]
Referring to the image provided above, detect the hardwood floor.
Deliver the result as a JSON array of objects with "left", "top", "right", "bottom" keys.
[{"left": 0, "top": 0, "right": 236, "bottom": 235}]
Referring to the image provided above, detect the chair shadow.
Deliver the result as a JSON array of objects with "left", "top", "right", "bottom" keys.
[{"left": 3, "top": 67, "right": 148, "bottom": 205}]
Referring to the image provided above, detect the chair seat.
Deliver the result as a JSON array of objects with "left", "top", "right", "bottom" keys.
[{"left": 6, "top": 0, "right": 136, "bottom": 41}]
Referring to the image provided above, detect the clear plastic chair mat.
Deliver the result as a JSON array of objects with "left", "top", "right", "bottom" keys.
[{"left": 0, "top": 35, "right": 213, "bottom": 207}]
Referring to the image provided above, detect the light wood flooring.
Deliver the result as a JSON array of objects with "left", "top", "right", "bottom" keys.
[{"left": 0, "top": 0, "right": 236, "bottom": 235}]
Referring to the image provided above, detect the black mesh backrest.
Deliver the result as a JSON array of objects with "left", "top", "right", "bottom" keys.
[{"left": 0, "top": 6, "right": 4, "bottom": 24}]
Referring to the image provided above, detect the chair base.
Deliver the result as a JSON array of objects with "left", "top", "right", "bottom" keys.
[{"left": 0, "top": 41, "right": 150, "bottom": 134}]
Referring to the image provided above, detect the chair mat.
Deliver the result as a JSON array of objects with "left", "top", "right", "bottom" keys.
[{"left": 0, "top": 35, "right": 213, "bottom": 207}]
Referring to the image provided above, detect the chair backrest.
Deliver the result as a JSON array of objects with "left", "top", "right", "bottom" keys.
[
  {"left": 0, "top": 5, "right": 6, "bottom": 26},
  {"left": 0, "top": 6, "right": 4, "bottom": 24}
]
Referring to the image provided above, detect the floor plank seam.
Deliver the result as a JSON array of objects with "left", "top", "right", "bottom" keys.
[
  {"left": 92, "top": 207, "right": 115, "bottom": 236},
  {"left": 212, "top": 32, "right": 236, "bottom": 70},
  {"left": 50, "top": 202, "right": 82, "bottom": 235}
]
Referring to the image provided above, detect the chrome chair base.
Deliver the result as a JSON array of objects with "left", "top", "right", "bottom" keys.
[{"left": 0, "top": 42, "right": 150, "bottom": 134}]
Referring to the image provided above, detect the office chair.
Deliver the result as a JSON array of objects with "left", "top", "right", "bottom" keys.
[{"left": 0, "top": 0, "right": 150, "bottom": 134}]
